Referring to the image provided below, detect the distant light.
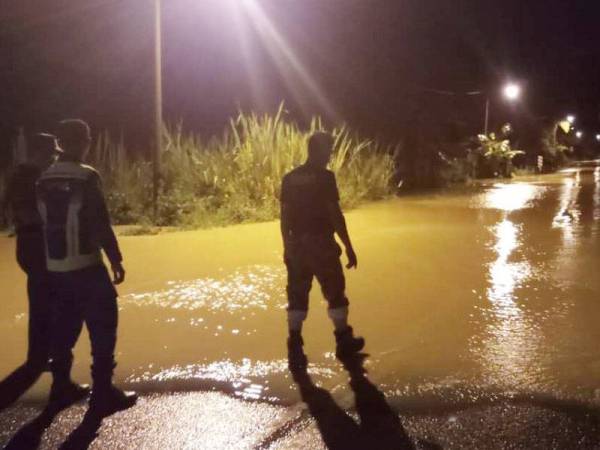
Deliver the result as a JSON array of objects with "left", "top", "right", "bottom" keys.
[
  {"left": 576, "top": 131, "right": 583, "bottom": 139},
  {"left": 596, "top": 134, "right": 600, "bottom": 142},
  {"left": 503, "top": 83, "right": 521, "bottom": 101},
  {"left": 566, "top": 115, "right": 576, "bottom": 124}
]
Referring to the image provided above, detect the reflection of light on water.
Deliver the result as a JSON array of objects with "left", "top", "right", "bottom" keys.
[
  {"left": 488, "top": 220, "right": 531, "bottom": 308},
  {"left": 552, "top": 176, "right": 580, "bottom": 236},
  {"left": 593, "top": 168, "right": 600, "bottom": 232},
  {"left": 121, "top": 265, "right": 286, "bottom": 314},
  {"left": 477, "top": 183, "right": 541, "bottom": 389},
  {"left": 553, "top": 175, "right": 581, "bottom": 284},
  {"left": 127, "top": 358, "right": 336, "bottom": 402},
  {"left": 552, "top": 167, "right": 600, "bottom": 286},
  {"left": 484, "top": 183, "right": 541, "bottom": 211}
]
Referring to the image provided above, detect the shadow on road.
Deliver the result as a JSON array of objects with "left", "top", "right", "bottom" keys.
[
  {"left": 0, "top": 364, "right": 44, "bottom": 412},
  {"left": 290, "top": 353, "right": 439, "bottom": 450},
  {"left": 3, "top": 399, "right": 123, "bottom": 450},
  {"left": 57, "top": 409, "right": 105, "bottom": 450},
  {"left": 4, "top": 401, "right": 67, "bottom": 450}
]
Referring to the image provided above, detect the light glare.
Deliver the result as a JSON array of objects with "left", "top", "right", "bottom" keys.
[
  {"left": 238, "top": 0, "right": 339, "bottom": 120},
  {"left": 503, "top": 83, "right": 521, "bottom": 101}
]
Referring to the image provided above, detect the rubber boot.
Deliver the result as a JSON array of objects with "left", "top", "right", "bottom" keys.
[
  {"left": 287, "top": 331, "right": 308, "bottom": 370},
  {"left": 334, "top": 326, "right": 365, "bottom": 357},
  {"left": 48, "top": 355, "right": 90, "bottom": 409},
  {"left": 89, "top": 360, "right": 137, "bottom": 416}
]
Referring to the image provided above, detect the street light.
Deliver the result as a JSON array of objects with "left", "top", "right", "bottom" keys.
[
  {"left": 484, "top": 82, "right": 522, "bottom": 136},
  {"left": 567, "top": 115, "right": 575, "bottom": 125},
  {"left": 576, "top": 130, "right": 583, "bottom": 139},
  {"left": 503, "top": 83, "right": 521, "bottom": 101},
  {"left": 596, "top": 134, "right": 600, "bottom": 142}
]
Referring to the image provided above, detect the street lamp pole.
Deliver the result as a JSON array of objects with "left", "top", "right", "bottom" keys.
[
  {"left": 153, "top": 0, "right": 163, "bottom": 222},
  {"left": 483, "top": 83, "right": 521, "bottom": 136},
  {"left": 484, "top": 97, "right": 490, "bottom": 136}
]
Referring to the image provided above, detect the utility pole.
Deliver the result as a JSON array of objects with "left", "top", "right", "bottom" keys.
[
  {"left": 153, "top": 0, "right": 163, "bottom": 222},
  {"left": 484, "top": 97, "right": 490, "bottom": 136}
]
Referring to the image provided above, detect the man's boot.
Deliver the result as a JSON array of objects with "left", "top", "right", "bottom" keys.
[
  {"left": 334, "top": 326, "right": 365, "bottom": 357},
  {"left": 48, "top": 355, "right": 90, "bottom": 409},
  {"left": 287, "top": 330, "right": 308, "bottom": 370},
  {"left": 89, "top": 360, "right": 137, "bottom": 416}
]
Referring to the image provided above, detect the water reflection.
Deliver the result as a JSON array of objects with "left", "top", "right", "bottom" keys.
[
  {"left": 576, "top": 168, "right": 600, "bottom": 238},
  {"left": 121, "top": 265, "right": 286, "bottom": 314},
  {"left": 553, "top": 174, "right": 580, "bottom": 233},
  {"left": 477, "top": 183, "right": 542, "bottom": 389},
  {"left": 551, "top": 167, "right": 600, "bottom": 292},
  {"left": 552, "top": 173, "right": 582, "bottom": 286},
  {"left": 594, "top": 167, "right": 600, "bottom": 226},
  {"left": 488, "top": 220, "right": 531, "bottom": 307},
  {"left": 483, "top": 183, "right": 540, "bottom": 211},
  {"left": 127, "top": 358, "right": 336, "bottom": 403}
]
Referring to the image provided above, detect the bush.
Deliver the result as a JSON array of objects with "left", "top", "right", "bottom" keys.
[
  {"left": 475, "top": 133, "right": 524, "bottom": 178},
  {"left": 438, "top": 151, "right": 477, "bottom": 184},
  {"left": 540, "top": 126, "right": 571, "bottom": 170},
  {"left": 89, "top": 105, "right": 396, "bottom": 228}
]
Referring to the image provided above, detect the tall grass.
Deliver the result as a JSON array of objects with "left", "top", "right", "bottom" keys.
[{"left": 89, "top": 106, "right": 396, "bottom": 228}]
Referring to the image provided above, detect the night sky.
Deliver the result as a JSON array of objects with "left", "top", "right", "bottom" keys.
[{"left": 1, "top": 0, "right": 599, "bottom": 155}]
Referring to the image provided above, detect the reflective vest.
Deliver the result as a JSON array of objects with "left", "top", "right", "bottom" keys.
[{"left": 37, "top": 162, "right": 103, "bottom": 272}]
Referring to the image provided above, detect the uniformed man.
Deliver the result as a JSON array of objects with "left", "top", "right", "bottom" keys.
[
  {"left": 280, "top": 131, "right": 365, "bottom": 368},
  {"left": 3, "top": 133, "right": 89, "bottom": 406},
  {"left": 37, "top": 119, "right": 137, "bottom": 415}
]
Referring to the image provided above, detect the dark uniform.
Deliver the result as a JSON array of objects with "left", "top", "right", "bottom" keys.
[
  {"left": 37, "top": 158, "right": 122, "bottom": 387},
  {"left": 5, "top": 163, "right": 54, "bottom": 368},
  {"left": 281, "top": 164, "right": 349, "bottom": 313}
]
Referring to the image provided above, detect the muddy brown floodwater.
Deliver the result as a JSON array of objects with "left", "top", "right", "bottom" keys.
[{"left": 1, "top": 163, "right": 599, "bottom": 413}]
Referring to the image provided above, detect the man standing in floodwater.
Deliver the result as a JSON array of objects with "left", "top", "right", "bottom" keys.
[
  {"left": 1, "top": 134, "right": 88, "bottom": 407},
  {"left": 37, "top": 119, "right": 137, "bottom": 415},
  {"left": 280, "top": 131, "right": 365, "bottom": 367}
]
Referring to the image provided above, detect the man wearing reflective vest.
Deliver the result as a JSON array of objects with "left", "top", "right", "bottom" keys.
[{"left": 37, "top": 119, "right": 137, "bottom": 415}]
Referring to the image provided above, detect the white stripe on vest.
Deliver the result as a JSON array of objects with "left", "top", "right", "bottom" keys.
[{"left": 38, "top": 162, "right": 103, "bottom": 272}]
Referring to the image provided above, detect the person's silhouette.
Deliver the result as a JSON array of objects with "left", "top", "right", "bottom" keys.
[
  {"left": 37, "top": 119, "right": 137, "bottom": 414},
  {"left": 290, "top": 351, "right": 416, "bottom": 450},
  {"left": 5, "top": 393, "right": 128, "bottom": 450},
  {"left": 3, "top": 396, "right": 84, "bottom": 450},
  {"left": 0, "top": 133, "right": 87, "bottom": 412},
  {"left": 339, "top": 353, "right": 415, "bottom": 449},
  {"left": 290, "top": 361, "right": 363, "bottom": 449},
  {"left": 57, "top": 408, "right": 105, "bottom": 450},
  {"left": 0, "top": 365, "right": 43, "bottom": 412},
  {"left": 4, "top": 407, "right": 57, "bottom": 450},
  {"left": 281, "top": 132, "right": 365, "bottom": 368}
]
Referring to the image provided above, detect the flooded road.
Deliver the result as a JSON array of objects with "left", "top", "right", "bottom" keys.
[{"left": 1, "top": 164, "right": 600, "bottom": 412}]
